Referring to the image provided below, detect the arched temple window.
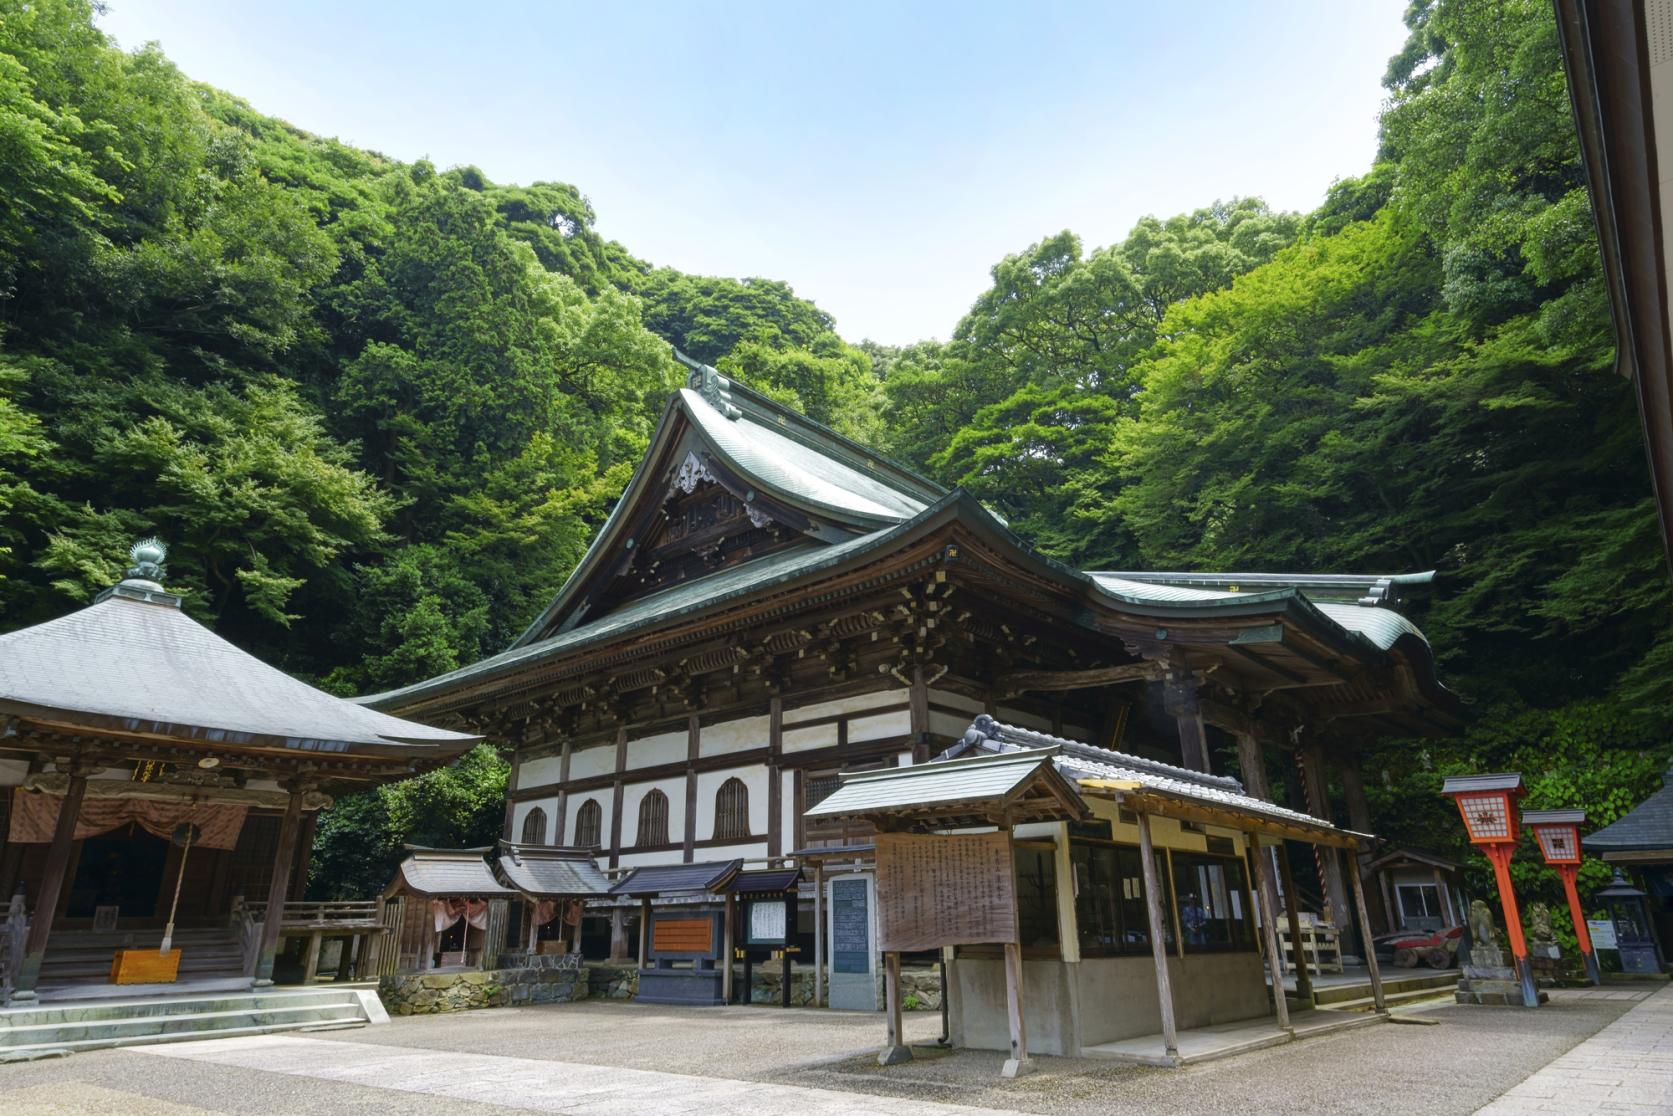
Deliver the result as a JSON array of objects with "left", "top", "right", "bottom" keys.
[
  {"left": 713, "top": 778, "right": 750, "bottom": 840},
  {"left": 635, "top": 789, "right": 669, "bottom": 848},
  {"left": 574, "top": 800, "right": 602, "bottom": 849},
  {"left": 521, "top": 807, "right": 547, "bottom": 845}
]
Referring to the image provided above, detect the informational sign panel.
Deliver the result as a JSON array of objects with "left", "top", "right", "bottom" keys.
[
  {"left": 875, "top": 831, "right": 1017, "bottom": 952},
  {"left": 747, "top": 899, "right": 787, "bottom": 945},
  {"left": 1588, "top": 919, "right": 1618, "bottom": 951},
  {"left": 831, "top": 878, "right": 871, "bottom": 974}
]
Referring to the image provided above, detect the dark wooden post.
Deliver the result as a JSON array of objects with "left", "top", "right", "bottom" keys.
[
  {"left": 1275, "top": 843, "right": 1313, "bottom": 1004},
  {"left": 1136, "top": 811, "right": 1179, "bottom": 1062},
  {"left": 812, "top": 862, "right": 825, "bottom": 1008},
  {"left": 1248, "top": 835, "right": 1291, "bottom": 1031},
  {"left": 609, "top": 906, "right": 628, "bottom": 961},
  {"left": 1347, "top": 853, "right": 1388, "bottom": 1013},
  {"left": 13, "top": 767, "right": 92, "bottom": 998},
  {"left": 255, "top": 782, "right": 309, "bottom": 985},
  {"left": 637, "top": 898, "right": 650, "bottom": 967},
  {"left": 722, "top": 894, "right": 735, "bottom": 1003},
  {"left": 1162, "top": 665, "right": 1210, "bottom": 773},
  {"left": 879, "top": 950, "right": 912, "bottom": 1065},
  {"left": 1001, "top": 940, "right": 1032, "bottom": 1077}
]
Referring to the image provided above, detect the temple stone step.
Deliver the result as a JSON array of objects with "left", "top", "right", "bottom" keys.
[
  {"left": 1310, "top": 970, "right": 1457, "bottom": 1006},
  {"left": 0, "top": 988, "right": 385, "bottom": 1057}
]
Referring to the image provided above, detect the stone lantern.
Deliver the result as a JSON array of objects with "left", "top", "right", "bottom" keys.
[{"left": 1598, "top": 871, "right": 1665, "bottom": 975}]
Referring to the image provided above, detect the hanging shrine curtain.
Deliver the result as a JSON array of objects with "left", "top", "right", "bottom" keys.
[
  {"left": 7, "top": 788, "right": 248, "bottom": 850},
  {"left": 430, "top": 898, "right": 489, "bottom": 933}
]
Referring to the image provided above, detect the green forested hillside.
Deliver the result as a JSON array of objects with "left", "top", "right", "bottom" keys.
[{"left": 2, "top": 0, "right": 1669, "bottom": 909}]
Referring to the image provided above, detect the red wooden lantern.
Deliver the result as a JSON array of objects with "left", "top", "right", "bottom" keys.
[
  {"left": 1442, "top": 773, "right": 1539, "bottom": 1007},
  {"left": 1523, "top": 808, "right": 1601, "bottom": 985}
]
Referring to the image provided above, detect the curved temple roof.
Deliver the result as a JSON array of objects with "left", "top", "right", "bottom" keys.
[
  {"left": 362, "top": 357, "right": 1457, "bottom": 727},
  {"left": 0, "top": 575, "right": 478, "bottom": 757}
]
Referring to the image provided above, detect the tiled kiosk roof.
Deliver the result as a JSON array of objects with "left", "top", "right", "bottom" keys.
[
  {"left": 610, "top": 860, "right": 742, "bottom": 897},
  {"left": 808, "top": 716, "right": 1367, "bottom": 849},
  {"left": 0, "top": 572, "right": 478, "bottom": 761},
  {"left": 361, "top": 354, "right": 1459, "bottom": 739},
  {"left": 494, "top": 842, "right": 611, "bottom": 897},
  {"left": 1584, "top": 765, "right": 1673, "bottom": 859},
  {"left": 387, "top": 847, "right": 517, "bottom": 899}
]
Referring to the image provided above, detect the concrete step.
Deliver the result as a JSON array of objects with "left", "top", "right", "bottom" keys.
[
  {"left": 1326, "top": 985, "right": 1457, "bottom": 1013},
  {"left": 0, "top": 1016, "right": 368, "bottom": 1060},
  {"left": 0, "top": 989, "right": 365, "bottom": 1029},
  {"left": 1311, "top": 970, "right": 1456, "bottom": 1006},
  {"left": 0, "top": 987, "right": 381, "bottom": 1057}
]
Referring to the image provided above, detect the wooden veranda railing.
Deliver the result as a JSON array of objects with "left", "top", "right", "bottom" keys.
[{"left": 244, "top": 899, "right": 383, "bottom": 928}]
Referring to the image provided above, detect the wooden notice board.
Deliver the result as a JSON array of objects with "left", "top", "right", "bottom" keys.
[
  {"left": 875, "top": 831, "right": 1017, "bottom": 952},
  {"left": 652, "top": 917, "right": 714, "bottom": 955}
]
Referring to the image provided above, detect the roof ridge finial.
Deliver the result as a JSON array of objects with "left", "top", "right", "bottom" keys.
[{"left": 126, "top": 537, "right": 167, "bottom": 582}]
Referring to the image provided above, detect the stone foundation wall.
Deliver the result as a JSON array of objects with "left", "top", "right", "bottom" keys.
[{"left": 377, "top": 960, "right": 939, "bottom": 1015}]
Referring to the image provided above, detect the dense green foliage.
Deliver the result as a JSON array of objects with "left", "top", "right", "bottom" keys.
[{"left": 2, "top": 0, "right": 1669, "bottom": 912}]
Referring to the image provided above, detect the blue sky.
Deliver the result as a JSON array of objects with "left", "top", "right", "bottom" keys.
[{"left": 97, "top": 1, "right": 1410, "bottom": 345}]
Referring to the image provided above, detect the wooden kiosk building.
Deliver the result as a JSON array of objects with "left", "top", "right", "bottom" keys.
[
  {"left": 0, "top": 541, "right": 478, "bottom": 1009},
  {"left": 363, "top": 355, "right": 1460, "bottom": 1013}
]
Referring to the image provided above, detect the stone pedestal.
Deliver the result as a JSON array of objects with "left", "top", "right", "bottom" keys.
[{"left": 1456, "top": 945, "right": 1547, "bottom": 1007}]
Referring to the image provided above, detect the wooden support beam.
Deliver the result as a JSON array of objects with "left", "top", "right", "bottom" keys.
[
  {"left": 638, "top": 898, "right": 650, "bottom": 968},
  {"left": 1348, "top": 855, "right": 1388, "bottom": 1014},
  {"left": 1249, "top": 839, "right": 1291, "bottom": 1031},
  {"left": 879, "top": 951, "right": 912, "bottom": 1065},
  {"left": 722, "top": 894, "right": 735, "bottom": 1003},
  {"left": 1001, "top": 940, "right": 1033, "bottom": 1077},
  {"left": 813, "top": 862, "right": 825, "bottom": 1008},
  {"left": 1276, "top": 846, "right": 1313, "bottom": 1004},
  {"left": 996, "top": 662, "right": 1159, "bottom": 698},
  {"left": 255, "top": 784, "right": 308, "bottom": 985},
  {"left": 13, "top": 767, "right": 90, "bottom": 998},
  {"left": 1137, "top": 812, "right": 1180, "bottom": 1063}
]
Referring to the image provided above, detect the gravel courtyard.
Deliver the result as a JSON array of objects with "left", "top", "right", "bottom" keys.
[{"left": 0, "top": 990, "right": 1651, "bottom": 1115}]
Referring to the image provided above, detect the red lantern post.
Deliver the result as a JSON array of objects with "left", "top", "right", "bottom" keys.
[
  {"left": 1523, "top": 809, "right": 1601, "bottom": 985},
  {"left": 1441, "top": 774, "right": 1539, "bottom": 1007}
]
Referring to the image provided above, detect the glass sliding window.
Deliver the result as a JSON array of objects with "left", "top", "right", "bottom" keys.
[
  {"left": 1396, "top": 883, "right": 1443, "bottom": 926},
  {"left": 1172, "top": 852, "right": 1255, "bottom": 952},
  {"left": 1069, "top": 841, "right": 1174, "bottom": 955},
  {"left": 1012, "top": 845, "right": 1060, "bottom": 950}
]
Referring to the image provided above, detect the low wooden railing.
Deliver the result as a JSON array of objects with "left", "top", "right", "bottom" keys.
[
  {"left": 230, "top": 895, "right": 261, "bottom": 976},
  {"left": 245, "top": 900, "right": 383, "bottom": 929}
]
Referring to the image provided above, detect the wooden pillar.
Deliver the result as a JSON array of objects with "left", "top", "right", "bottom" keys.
[
  {"left": 1001, "top": 940, "right": 1032, "bottom": 1077},
  {"left": 1379, "top": 867, "right": 1397, "bottom": 933},
  {"left": 609, "top": 906, "right": 628, "bottom": 961},
  {"left": 502, "top": 744, "right": 521, "bottom": 842},
  {"left": 1347, "top": 853, "right": 1388, "bottom": 1013},
  {"left": 813, "top": 862, "right": 825, "bottom": 1008},
  {"left": 255, "top": 785, "right": 308, "bottom": 984},
  {"left": 420, "top": 897, "right": 436, "bottom": 970},
  {"left": 290, "top": 809, "right": 319, "bottom": 901},
  {"left": 767, "top": 696, "right": 783, "bottom": 858},
  {"left": 571, "top": 904, "right": 584, "bottom": 955},
  {"left": 1234, "top": 732, "right": 1271, "bottom": 801},
  {"left": 1298, "top": 740, "right": 1352, "bottom": 950},
  {"left": 14, "top": 768, "right": 91, "bottom": 998},
  {"left": 336, "top": 934, "right": 356, "bottom": 982},
  {"left": 1248, "top": 836, "right": 1291, "bottom": 1031},
  {"left": 1162, "top": 666, "right": 1210, "bottom": 773},
  {"left": 879, "top": 950, "right": 912, "bottom": 1065},
  {"left": 683, "top": 714, "right": 699, "bottom": 864},
  {"left": 1136, "top": 811, "right": 1179, "bottom": 1062},
  {"left": 1275, "top": 844, "right": 1313, "bottom": 1003},
  {"left": 637, "top": 898, "right": 650, "bottom": 967},
  {"left": 553, "top": 737, "right": 572, "bottom": 844},
  {"left": 1433, "top": 868, "right": 1456, "bottom": 929},
  {"left": 722, "top": 894, "right": 735, "bottom": 1003},
  {"left": 302, "top": 930, "right": 323, "bottom": 983}
]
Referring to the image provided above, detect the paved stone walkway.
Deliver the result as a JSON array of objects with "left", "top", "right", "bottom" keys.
[
  {"left": 1474, "top": 983, "right": 1673, "bottom": 1115},
  {"left": 131, "top": 1033, "right": 1029, "bottom": 1115}
]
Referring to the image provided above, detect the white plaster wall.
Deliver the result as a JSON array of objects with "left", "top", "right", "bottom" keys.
[
  {"left": 929, "top": 689, "right": 984, "bottom": 714},
  {"left": 627, "top": 729, "right": 687, "bottom": 769},
  {"left": 568, "top": 744, "right": 615, "bottom": 781},
  {"left": 781, "top": 722, "right": 838, "bottom": 753},
  {"left": 614, "top": 849, "right": 691, "bottom": 869},
  {"left": 618, "top": 776, "right": 686, "bottom": 847},
  {"left": 784, "top": 690, "right": 904, "bottom": 725},
  {"left": 995, "top": 705, "right": 1053, "bottom": 732},
  {"left": 699, "top": 715, "right": 769, "bottom": 757},
  {"left": 567, "top": 789, "right": 612, "bottom": 847},
  {"left": 695, "top": 766, "right": 770, "bottom": 841},
  {"left": 780, "top": 770, "right": 796, "bottom": 851},
  {"left": 512, "top": 798, "right": 559, "bottom": 844},
  {"left": 699, "top": 842, "right": 770, "bottom": 862},
  {"left": 849, "top": 709, "right": 910, "bottom": 743},
  {"left": 0, "top": 759, "right": 27, "bottom": 786},
  {"left": 517, "top": 755, "right": 562, "bottom": 789},
  {"left": 929, "top": 710, "right": 973, "bottom": 740}
]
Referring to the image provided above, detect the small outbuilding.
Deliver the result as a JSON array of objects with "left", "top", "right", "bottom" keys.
[
  {"left": 1582, "top": 761, "right": 1673, "bottom": 970},
  {"left": 493, "top": 842, "right": 610, "bottom": 957},
  {"left": 377, "top": 846, "right": 517, "bottom": 975}
]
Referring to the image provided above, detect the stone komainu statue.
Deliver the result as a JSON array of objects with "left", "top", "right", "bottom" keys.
[
  {"left": 1526, "top": 901, "right": 1556, "bottom": 944},
  {"left": 1468, "top": 898, "right": 1498, "bottom": 945}
]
